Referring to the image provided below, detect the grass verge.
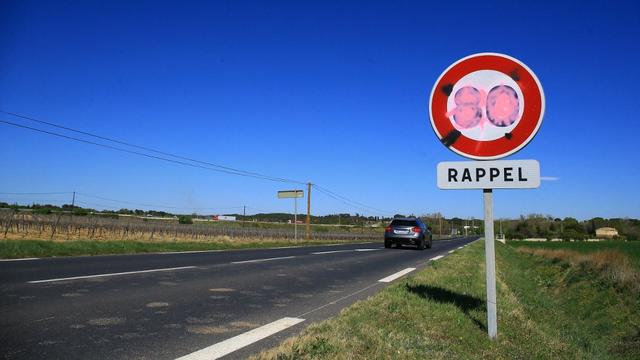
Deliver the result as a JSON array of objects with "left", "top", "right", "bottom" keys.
[
  {"left": 254, "top": 241, "right": 640, "bottom": 359},
  {"left": 0, "top": 238, "right": 368, "bottom": 259},
  {"left": 508, "top": 240, "right": 640, "bottom": 268}
]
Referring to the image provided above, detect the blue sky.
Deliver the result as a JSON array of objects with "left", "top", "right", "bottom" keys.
[{"left": 1, "top": 0, "right": 639, "bottom": 220}]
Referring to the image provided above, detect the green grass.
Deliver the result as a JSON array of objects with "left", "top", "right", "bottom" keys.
[
  {"left": 0, "top": 239, "right": 364, "bottom": 259},
  {"left": 255, "top": 241, "right": 640, "bottom": 359},
  {"left": 508, "top": 240, "right": 640, "bottom": 269}
]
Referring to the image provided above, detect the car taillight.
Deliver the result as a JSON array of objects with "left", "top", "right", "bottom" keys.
[
  {"left": 412, "top": 226, "right": 422, "bottom": 233},
  {"left": 385, "top": 226, "right": 392, "bottom": 233}
]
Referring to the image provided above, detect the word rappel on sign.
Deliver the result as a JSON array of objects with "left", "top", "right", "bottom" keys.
[{"left": 437, "top": 160, "right": 540, "bottom": 189}]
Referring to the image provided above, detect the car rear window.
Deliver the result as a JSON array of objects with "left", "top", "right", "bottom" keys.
[{"left": 390, "top": 220, "right": 418, "bottom": 227}]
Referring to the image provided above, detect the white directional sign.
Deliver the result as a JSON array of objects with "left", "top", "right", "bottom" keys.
[
  {"left": 437, "top": 160, "right": 540, "bottom": 189},
  {"left": 277, "top": 190, "right": 304, "bottom": 199}
]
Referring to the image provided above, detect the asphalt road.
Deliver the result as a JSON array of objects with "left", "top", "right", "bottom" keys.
[{"left": 0, "top": 236, "right": 479, "bottom": 359}]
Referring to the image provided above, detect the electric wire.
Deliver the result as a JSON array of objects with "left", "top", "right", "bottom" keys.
[
  {"left": 76, "top": 192, "right": 243, "bottom": 211},
  {"left": 0, "top": 119, "right": 307, "bottom": 182},
  {"left": 1, "top": 111, "right": 397, "bottom": 216},
  {"left": 311, "top": 184, "right": 395, "bottom": 216},
  {"left": 0, "top": 111, "right": 305, "bottom": 184},
  {"left": 0, "top": 192, "right": 73, "bottom": 195}
]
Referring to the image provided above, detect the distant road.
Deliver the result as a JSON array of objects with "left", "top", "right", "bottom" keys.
[{"left": 0, "top": 237, "right": 479, "bottom": 359}]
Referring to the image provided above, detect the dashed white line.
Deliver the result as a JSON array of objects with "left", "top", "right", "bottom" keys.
[
  {"left": 457, "top": 246, "right": 464, "bottom": 250},
  {"left": 448, "top": 250, "right": 455, "bottom": 254},
  {"left": 430, "top": 255, "right": 445, "bottom": 261},
  {"left": 231, "top": 256, "right": 296, "bottom": 264},
  {"left": 354, "top": 248, "right": 382, "bottom": 252},
  {"left": 0, "top": 257, "right": 39, "bottom": 262},
  {"left": 175, "top": 317, "right": 305, "bottom": 360},
  {"left": 27, "top": 266, "right": 197, "bottom": 284},
  {"left": 378, "top": 267, "right": 416, "bottom": 283}
]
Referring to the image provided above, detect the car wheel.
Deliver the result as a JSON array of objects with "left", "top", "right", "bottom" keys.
[
  {"left": 384, "top": 241, "right": 391, "bottom": 248},
  {"left": 418, "top": 239, "right": 425, "bottom": 250}
]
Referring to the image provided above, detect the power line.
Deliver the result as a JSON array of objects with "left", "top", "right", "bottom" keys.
[
  {"left": 312, "top": 184, "right": 395, "bottom": 216},
  {"left": 0, "top": 192, "right": 72, "bottom": 195},
  {"left": 0, "top": 112, "right": 306, "bottom": 184},
  {"left": 76, "top": 192, "right": 244, "bottom": 211},
  {"left": 0, "top": 119, "right": 307, "bottom": 183},
  {"left": 1, "top": 111, "right": 398, "bottom": 216}
]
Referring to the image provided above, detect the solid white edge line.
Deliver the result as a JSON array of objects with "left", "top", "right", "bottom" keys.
[
  {"left": 27, "top": 266, "right": 197, "bottom": 284},
  {"left": 311, "top": 250, "right": 353, "bottom": 255},
  {"left": 231, "top": 256, "right": 295, "bottom": 264},
  {"left": 378, "top": 267, "right": 416, "bottom": 283},
  {"left": 157, "top": 250, "right": 224, "bottom": 255},
  {"left": 0, "top": 257, "right": 39, "bottom": 262},
  {"left": 430, "top": 255, "right": 445, "bottom": 261},
  {"left": 175, "top": 317, "right": 305, "bottom": 360},
  {"left": 448, "top": 250, "right": 455, "bottom": 254}
]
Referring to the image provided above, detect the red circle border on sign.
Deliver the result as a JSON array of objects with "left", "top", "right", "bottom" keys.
[{"left": 429, "top": 53, "right": 545, "bottom": 160}]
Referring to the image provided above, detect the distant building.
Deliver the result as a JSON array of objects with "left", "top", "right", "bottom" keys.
[
  {"left": 212, "top": 215, "right": 236, "bottom": 221},
  {"left": 595, "top": 227, "right": 619, "bottom": 239}
]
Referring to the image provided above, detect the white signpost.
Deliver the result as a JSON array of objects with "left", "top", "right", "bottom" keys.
[
  {"left": 277, "top": 190, "right": 304, "bottom": 241},
  {"left": 429, "top": 53, "right": 545, "bottom": 340},
  {"left": 437, "top": 160, "right": 540, "bottom": 189}
]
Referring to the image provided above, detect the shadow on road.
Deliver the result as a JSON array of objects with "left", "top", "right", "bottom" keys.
[{"left": 404, "top": 284, "right": 486, "bottom": 331}]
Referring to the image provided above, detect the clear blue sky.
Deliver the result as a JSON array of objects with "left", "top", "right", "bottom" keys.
[{"left": 1, "top": 0, "right": 639, "bottom": 220}]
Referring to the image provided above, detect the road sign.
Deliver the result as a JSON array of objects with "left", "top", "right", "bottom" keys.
[
  {"left": 429, "top": 53, "right": 545, "bottom": 160},
  {"left": 437, "top": 160, "right": 540, "bottom": 189},
  {"left": 277, "top": 190, "right": 304, "bottom": 199},
  {"left": 277, "top": 189, "right": 304, "bottom": 241}
]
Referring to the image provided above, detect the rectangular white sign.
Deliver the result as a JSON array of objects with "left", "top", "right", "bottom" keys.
[
  {"left": 277, "top": 190, "right": 304, "bottom": 198},
  {"left": 437, "top": 160, "right": 540, "bottom": 189}
]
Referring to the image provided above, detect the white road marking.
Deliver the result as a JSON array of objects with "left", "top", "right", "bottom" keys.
[
  {"left": 266, "top": 245, "right": 308, "bottom": 250},
  {"left": 176, "top": 317, "right": 305, "bottom": 360},
  {"left": 311, "top": 250, "right": 353, "bottom": 255},
  {"left": 430, "top": 255, "right": 444, "bottom": 261},
  {"left": 458, "top": 246, "right": 464, "bottom": 249},
  {"left": 157, "top": 250, "right": 223, "bottom": 255},
  {"left": 378, "top": 267, "right": 416, "bottom": 283},
  {"left": 0, "top": 257, "right": 39, "bottom": 262},
  {"left": 312, "top": 248, "right": 381, "bottom": 255},
  {"left": 448, "top": 250, "right": 455, "bottom": 254},
  {"left": 231, "top": 256, "right": 295, "bottom": 264},
  {"left": 27, "top": 266, "right": 197, "bottom": 284},
  {"left": 297, "top": 283, "right": 380, "bottom": 318}
]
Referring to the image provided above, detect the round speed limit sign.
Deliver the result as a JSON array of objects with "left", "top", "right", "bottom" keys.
[{"left": 429, "top": 53, "right": 545, "bottom": 160}]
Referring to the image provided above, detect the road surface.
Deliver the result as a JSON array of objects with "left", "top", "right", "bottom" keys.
[{"left": 0, "top": 237, "right": 478, "bottom": 359}]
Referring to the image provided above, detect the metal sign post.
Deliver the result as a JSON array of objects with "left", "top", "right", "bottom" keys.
[
  {"left": 429, "top": 53, "right": 545, "bottom": 340},
  {"left": 483, "top": 189, "right": 497, "bottom": 339},
  {"left": 277, "top": 190, "right": 304, "bottom": 242}
]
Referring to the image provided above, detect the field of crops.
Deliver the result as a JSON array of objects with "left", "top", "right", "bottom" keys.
[{"left": 0, "top": 210, "right": 382, "bottom": 243}]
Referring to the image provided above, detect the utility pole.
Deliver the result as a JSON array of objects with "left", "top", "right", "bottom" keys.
[
  {"left": 306, "top": 182, "right": 311, "bottom": 240},
  {"left": 243, "top": 205, "right": 246, "bottom": 227},
  {"left": 71, "top": 191, "right": 75, "bottom": 217}
]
